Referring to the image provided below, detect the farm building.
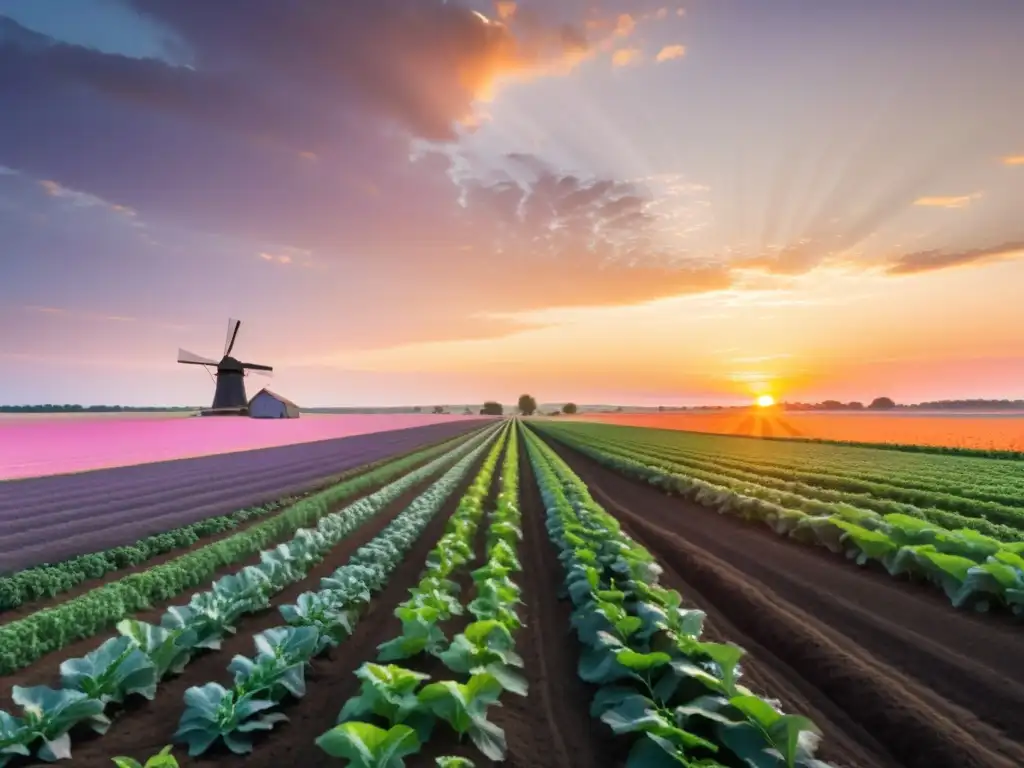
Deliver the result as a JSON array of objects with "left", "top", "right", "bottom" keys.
[{"left": 248, "top": 388, "right": 300, "bottom": 419}]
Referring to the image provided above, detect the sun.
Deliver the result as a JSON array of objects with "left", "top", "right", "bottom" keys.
[{"left": 755, "top": 394, "right": 776, "bottom": 408}]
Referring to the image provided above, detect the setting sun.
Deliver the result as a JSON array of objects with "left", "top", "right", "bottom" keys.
[{"left": 756, "top": 395, "right": 776, "bottom": 407}]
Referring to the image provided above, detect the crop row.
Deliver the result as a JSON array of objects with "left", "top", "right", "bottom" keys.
[
  {"left": 535, "top": 424, "right": 1024, "bottom": 616},
  {"left": 316, "top": 423, "right": 523, "bottom": 765},
  {"left": 172, "top": 424, "right": 507, "bottom": 759},
  {"left": 0, "top": 426, "right": 502, "bottom": 765},
  {"left": 0, "top": 432, "right": 476, "bottom": 612},
  {"left": 546, "top": 423, "right": 1024, "bottom": 527},
  {"left": 547, "top": 427, "right": 1024, "bottom": 541},
  {"left": 0, "top": 426, "right": 496, "bottom": 677},
  {"left": 521, "top": 425, "right": 831, "bottom": 767},
  {"left": 557, "top": 422, "right": 1024, "bottom": 496}
]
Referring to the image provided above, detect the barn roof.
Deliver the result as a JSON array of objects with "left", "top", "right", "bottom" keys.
[{"left": 250, "top": 388, "right": 300, "bottom": 409}]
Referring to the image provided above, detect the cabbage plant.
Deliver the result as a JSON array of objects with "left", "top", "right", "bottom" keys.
[
  {"left": 59, "top": 636, "right": 159, "bottom": 704},
  {"left": 0, "top": 685, "right": 107, "bottom": 764},
  {"left": 111, "top": 744, "right": 179, "bottom": 768},
  {"left": 173, "top": 683, "right": 286, "bottom": 756},
  {"left": 417, "top": 673, "right": 507, "bottom": 762},
  {"left": 437, "top": 621, "right": 526, "bottom": 696},
  {"left": 116, "top": 619, "right": 197, "bottom": 679},
  {"left": 316, "top": 722, "right": 420, "bottom": 767}
]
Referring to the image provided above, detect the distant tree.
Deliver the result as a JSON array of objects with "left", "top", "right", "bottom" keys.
[
  {"left": 821, "top": 400, "right": 844, "bottom": 410},
  {"left": 517, "top": 394, "right": 537, "bottom": 416},
  {"left": 615, "top": 406, "right": 624, "bottom": 412},
  {"left": 848, "top": 401, "right": 865, "bottom": 410},
  {"left": 868, "top": 397, "right": 897, "bottom": 410},
  {"left": 432, "top": 405, "right": 445, "bottom": 414},
  {"left": 658, "top": 405, "right": 665, "bottom": 412},
  {"left": 548, "top": 410, "right": 560, "bottom": 416},
  {"left": 480, "top": 401, "right": 504, "bottom": 416},
  {"left": 412, "top": 406, "right": 422, "bottom": 413},
  {"left": 463, "top": 407, "right": 473, "bottom": 415},
  {"left": 562, "top": 402, "right": 578, "bottom": 414}
]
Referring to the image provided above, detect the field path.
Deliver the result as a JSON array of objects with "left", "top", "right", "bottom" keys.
[
  {"left": 0, "top": 420, "right": 488, "bottom": 573},
  {"left": 545, "top": 437, "right": 1024, "bottom": 768}
]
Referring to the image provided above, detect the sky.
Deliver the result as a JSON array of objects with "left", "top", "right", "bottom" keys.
[{"left": 0, "top": 0, "right": 1022, "bottom": 408}]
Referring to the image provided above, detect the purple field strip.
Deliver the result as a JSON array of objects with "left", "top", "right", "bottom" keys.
[
  {"left": 0, "top": 417, "right": 493, "bottom": 510},
  {"left": 0, "top": 419, "right": 491, "bottom": 574},
  {"left": 0, "top": 425, "right": 470, "bottom": 522},
  {"left": 0, "top": 413, "right": 486, "bottom": 480}
]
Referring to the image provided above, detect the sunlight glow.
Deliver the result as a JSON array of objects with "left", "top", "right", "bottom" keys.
[{"left": 756, "top": 394, "right": 776, "bottom": 408}]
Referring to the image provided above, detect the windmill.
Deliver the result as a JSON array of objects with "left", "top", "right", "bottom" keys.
[{"left": 177, "top": 318, "right": 273, "bottom": 414}]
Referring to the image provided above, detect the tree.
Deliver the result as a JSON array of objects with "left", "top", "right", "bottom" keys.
[
  {"left": 432, "top": 405, "right": 446, "bottom": 414},
  {"left": 412, "top": 406, "right": 422, "bottom": 413},
  {"left": 480, "top": 401, "right": 503, "bottom": 416},
  {"left": 562, "top": 402, "right": 578, "bottom": 414},
  {"left": 517, "top": 394, "right": 537, "bottom": 416},
  {"left": 868, "top": 397, "right": 896, "bottom": 410}
]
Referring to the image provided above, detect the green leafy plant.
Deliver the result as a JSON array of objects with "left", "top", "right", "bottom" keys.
[
  {"left": 0, "top": 685, "right": 108, "bottom": 764},
  {"left": 173, "top": 683, "right": 286, "bottom": 756},
  {"left": 59, "top": 636, "right": 159, "bottom": 704},
  {"left": 376, "top": 606, "right": 448, "bottom": 661},
  {"left": 116, "top": 619, "right": 197, "bottom": 679},
  {"left": 111, "top": 744, "right": 179, "bottom": 768},
  {"left": 437, "top": 620, "right": 527, "bottom": 696},
  {"left": 339, "top": 664, "right": 433, "bottom": 734},
  {"left": 316, "top": 722, "right": 421, "bottom": 767},
  {"left": 418, "top": 673, "right": 507, "bottom": 762}
]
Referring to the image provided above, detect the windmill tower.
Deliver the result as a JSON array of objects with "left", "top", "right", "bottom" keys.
[{"left": 177, "top": 318, "right": 273, "bottom": 415}]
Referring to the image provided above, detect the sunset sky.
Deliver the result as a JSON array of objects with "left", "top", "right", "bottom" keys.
[{"left": 1, "top": 0, "right": 1022, "bottom": 407}]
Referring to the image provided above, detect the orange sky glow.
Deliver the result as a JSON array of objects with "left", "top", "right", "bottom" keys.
[{"left": 0, "top": 0, "right": 1022, "bottom": 407}]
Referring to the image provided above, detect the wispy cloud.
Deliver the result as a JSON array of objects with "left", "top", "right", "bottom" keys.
[
  {"left": 1003, "top": 155, "right": 1024, "bottom": 166},
  {"left": 912, "top": 192, "right": 982, "bottom": 209},
  {"left": 614, "top": 14, "right": 636, "bottom": 37},
  {"left": 18, "top": 304, "right": 193, "bottom": 331},
  {"left": 612, "top": 48, "right": 642, "bottom": 67},
  {"left": 258, "top": 245, "right": 313, "bottom": 267},
  {"left": 37, "top": 178, "right": 137, "bottom": 217},
  {"left": 886, "top": 241, "right": 1024, "bottom": 275},
  {"left": 656, "top": 44, "right": 686, "bottom": 62}
]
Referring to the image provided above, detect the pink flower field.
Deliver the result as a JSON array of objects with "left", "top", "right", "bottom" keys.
[{"left": 0, "top": 413, "right": 486, "bottom": 480}]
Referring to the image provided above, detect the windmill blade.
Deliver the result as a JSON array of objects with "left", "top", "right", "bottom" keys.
[
  {"left": 178, "top": 348, "right": 218, "bottom": 366},
  {"left": 224, "top": 318, "right": 241, "bottom": 357},
  {"left": 241, "top": 361, "right": 273, "bottom": 372}
]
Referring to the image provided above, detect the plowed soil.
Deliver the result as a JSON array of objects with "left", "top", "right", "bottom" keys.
[{"left": 542, "top": 435, "right": 1024, "bottom": 768}]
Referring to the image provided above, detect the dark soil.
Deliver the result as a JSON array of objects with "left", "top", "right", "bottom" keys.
[
  {"left": 543, "top": 435, "right": 1024, "bottom": 768},
  {"left": 490, "top": 440, "right": 618, "bottom": 768}
]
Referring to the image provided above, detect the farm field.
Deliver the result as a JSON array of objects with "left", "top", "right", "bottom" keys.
[
  {"left": 0, "top": 420, "right": 1022, "bottom": 768},
  {"left": 0, "top": 418, "right": 491, "bottom": 575},
  {"left": 572, "top": 410, "right": 1024, "bottom": 452},
  {"left": 0, "top": 413, "right": 490, "bottom": 480}
]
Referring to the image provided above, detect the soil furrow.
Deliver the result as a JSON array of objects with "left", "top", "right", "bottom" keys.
[{"left": 496, "top": 439, "right": 619, "bottom": 768}]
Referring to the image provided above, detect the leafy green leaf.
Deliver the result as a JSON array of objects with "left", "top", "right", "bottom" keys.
[{"left": 316, "top": 722, "right": 421, "bottom": 767}]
